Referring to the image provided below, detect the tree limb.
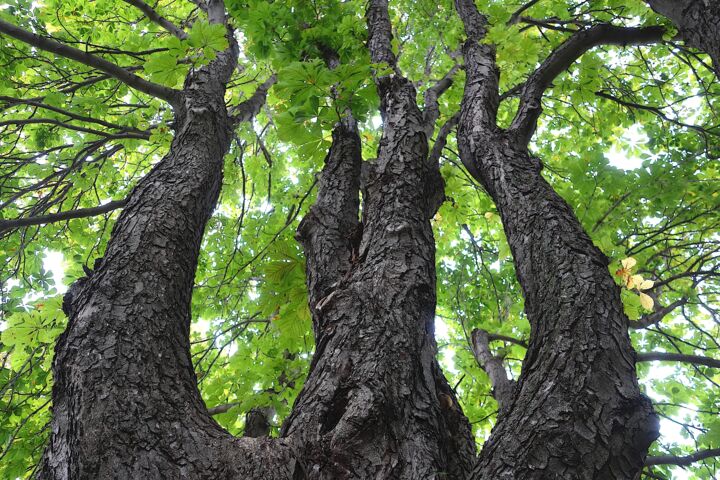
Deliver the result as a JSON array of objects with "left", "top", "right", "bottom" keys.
[
  {"left": 454, "top": 0, "right": 489, "bottom": 41},
  {"left": 0, "top": 199, "right": 128, "bottom": 234},
  {"left": 471, "top": 328, "right": 516, "bottom": 413},
  {"left": 0, "top": 19, "right": 181, "bottom": 106},
  {"left": 509, "top": 23, "right": 665, "bottom": 144},
  {"left": 366, "top": 0, "right": 398, "bottom": 70},
  {"left": 207, "top": 402, "right": 238, "bottom": 416},
  {"left": 646, "top": 448, "right": 720, "bottom": 466},
  {"left": 122, "top": 0, "right": 188, "bottom": 39},
  {"left": 230, "top": 75, "right": 276, "bottom": 124},
  {"left": 637, "top": 352, "right": 720, "bottom": 369},
  {"left": 629, "top": 298, "right": 688, "bottom": 329},
  {"left": 428, "top": 112, "right": 459, "bottom": 166},
  {"left": 206, "top": 0, "right": 228, "bottom": 25},
  {"left": 0, "top": 96, "right": 147, "bottom": 132},
  {"left": 423, "top": 63, "right": 461, "bottom": 136}
]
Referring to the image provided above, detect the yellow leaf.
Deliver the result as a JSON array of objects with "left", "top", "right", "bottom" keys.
[
  {"left": 484, "top": 212, "right": 494, "bottom": 220},
  {"left": 621, "top": 257, "right": 637, "bottom": 270},
  {"left": 638, "top": 279, "right": 654, "bottom": 290},
  {"left": 639, "top": 292, "right": 654, "bottom": 310},
  {"left": 45, "top": 23, "right": 61, "bottom": 34},
  {"left": 629, "top": 274, "right": 644, "bottom": 289}
]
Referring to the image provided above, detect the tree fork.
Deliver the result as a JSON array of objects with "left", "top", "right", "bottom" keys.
[{"left": 454, "top": 0, "right": 659, "bottom": 478}]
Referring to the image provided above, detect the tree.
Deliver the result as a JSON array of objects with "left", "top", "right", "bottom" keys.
[{"left": 0, "top": 0, "right": 718, "bottom": 479}]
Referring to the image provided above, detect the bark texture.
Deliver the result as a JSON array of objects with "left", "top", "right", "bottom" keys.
[
  {"left": 39, "top": 40, "right": 293, "bottom": 480},
  {"left": 454, "top": 1, "right": 659, "bottom": 478},
  {"left": 646, "top": 0, "right": 720, "bottom": 78},
  {"left": 282, "top": 2, "right": 475, "bottom": 478}
]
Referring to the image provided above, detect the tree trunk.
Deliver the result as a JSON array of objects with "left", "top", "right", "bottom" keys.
[
  {"left": 286, "top": 74, "right": 474, "bottom": 478},
  {"left": 454, "top": 1, "right": 659, "bottom": 478},
  {"left": 280, "top": 6, "right": 474, "bottom": 476},
  {"left": 39, "top": 45, "right": 293, "bottom": 480},
  {"left": 646, "top": 0, "right": 720, "bottom": 78}
]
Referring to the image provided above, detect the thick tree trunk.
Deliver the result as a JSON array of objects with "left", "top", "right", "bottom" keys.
[
  {"left": 39, "top": 46, "right": 293, "bottom": 480},
  {"left": 284, "top": 5, "right": 475, "bottom": 476},
  {"left": 287, "top": 80, "right": 474, "bottom": 479},
  {"left": 646, "top": 0, "right": 720, "bottom": 78},
  {"left": 454, "top": 1, "right": 659, "bottom": 478}
]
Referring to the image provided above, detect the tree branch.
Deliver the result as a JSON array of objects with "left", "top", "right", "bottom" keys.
[
  {"left": 123, "top": 0, "right": 187, "bottom": 39},
  {"left": 629, "top": 298, "right": 688, "bottom": 329},
  {"left": 454, "top": 0, "right": 489, "bottom": 41},
  {"left": 471, "top": 328, "right": 516, "bottom": 413},
  {"left": 423, "top": 63, "right": 461, "bottom": 136},
  {"left": 646, "top": 448, "right": 720, "bottom": 466},
  {"left": 0, "top": 96, "right": 147, "bottom": 132},
  {"left": 0, "top": 199, "right": 128, "bottom": 234},
  {"left": 366, "top": 0, "right": 398, "bottom": 70},
  {"left": 509, "top": 23, "right": 665, "bottom": 145},
  {"left": 230, "top": 75, "right": 276, "bottom": 124},
  {"left": 428, "top": 112, "right": 459, "bottom": 167},
  {"left": 637, "top": 352, "right": 720, "bottom": 369},
  {"left": 206, "top": 0, "right": 227, "bottom": 25},
  {"left": 0, "top": 19, "right": 181, "bottom": 106},
  {"left": 0, "top": 118, "right": 150, "bottom": 140},
  {"left": 207, "top": 402, "right": 238, "bottom": 416},
  {"left": 595, "top": 90, "right": 718, "bottom": 137}
]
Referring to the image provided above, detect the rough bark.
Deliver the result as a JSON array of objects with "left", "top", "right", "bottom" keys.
[
  {"left": 646, "top": 0, "right": 720, "bottom": 78},
  {"left": 282, "top": 2, "right": 475, "bottom": 478},
  {"left": 454, "top": 1, "right": 659, "bottom": 478},
  {"left": 39, "top": 40, "right": 294, "bottom": 480}
]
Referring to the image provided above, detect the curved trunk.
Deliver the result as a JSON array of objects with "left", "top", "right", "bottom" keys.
[
  {"left": 39, "top": 48, "right": 293, "bottom": 480},
  {"left": 452, "top": 7, "right": 660, "bottom": 475},
  {"left": 462, "top": 134, "right": 658, "bottom": 479}
]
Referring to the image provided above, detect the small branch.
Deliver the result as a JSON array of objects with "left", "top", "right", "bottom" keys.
[
  {"left": 471, "top": 328, "right": 516, "bottom": 413},
  {"left": 629, "top": 298, "right": 688, "bottom": 329},
  {"left": 230, "top": 75, "right": 276, "bottom": 124},
  {"left": 0, "top": 96, "right": 143, "bottom": 132},
  {"left": 509, "top": 23, "right": 665, "bottom": 144},
  {"left": 122, "top": 0, "right": 187, "bottom": 39},
  {"left": 207, "top": 402, "right": 238, "bottom": 415},
  {"left": 423, "top": 63, "right": 461, "bottom": 136},
  {"left": 637, "top": 352, "right": 720, "bottom": 369},
  {"left": 596, "top": 90, "right": 718, "bottom": 136},
  {"left": 0, "top": 19, "right": 181, "bottom": 106},
  {"left": 0, "top": 199, "right": 128, "bottom": 234},
  {"left": 487, "top": 332, "right": 528, "bottom": 349},
  {"left": 428, "top": 112, "right": 459, "bottom": 166},
  {"left": 508, "top": 0, "right": 541, "bottom": 25},
  {"left": 646, "top": 447, "right": 720, "bottom": 466}
]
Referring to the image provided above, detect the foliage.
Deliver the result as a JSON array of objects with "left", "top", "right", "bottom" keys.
[{"left": 0, "top": 0, "right": 718, "bottom": 478}]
